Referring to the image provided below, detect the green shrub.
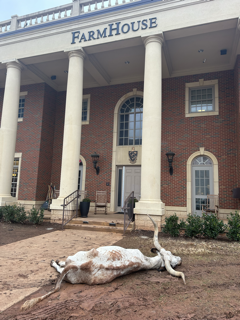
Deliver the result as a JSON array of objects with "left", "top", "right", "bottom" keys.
[
  {"left": 0, "top": 207, "right": 3, "bottom": 220},
  {"left": 28, "top": 206, "right": 44, "bottom": 225},
  {"left": 202, "top": 213, "right": 226, "bottom": 239},
  {"left": 227, "top": 211, "right": 240, "bottom": 241},
  {"left": 185, "top": 214, "right": 203, "bottom": 238},
  {"left": 2, "top": 205, "right": 27, "bottom": 223},
  {"left": 163, "top": 214, "right": 186, "bottom": 237},
  {"left": 82, "top": 198, "right": 91, "bottom": 202}
]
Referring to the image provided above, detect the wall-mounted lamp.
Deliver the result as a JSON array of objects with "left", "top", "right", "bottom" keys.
[
  {"left": 166, "top": 151, "right": 175, "bottom": 176},
  {"left": 91, "top": 152, "right": 100, "bottom": 175}
]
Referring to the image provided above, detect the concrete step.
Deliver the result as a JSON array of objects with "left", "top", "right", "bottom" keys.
[
  {"left": 68, "top": 219, "right": 126, "bottom": 228},
  {"left": 65, "top": 223, "right": 132, "bottom": 233}
]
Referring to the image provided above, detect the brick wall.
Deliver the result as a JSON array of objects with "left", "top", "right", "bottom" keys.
[
  {"left": 35, "top": 85, "right": 56, "bottom": 201},
  {"left": 0, "top": 83, "right": 56, "bottom": 201},
  {"left": 51, "top": 82, "right": 144, "bottom": 202},
  {"left": 234, "top": 55, "right": 240, "bottom": 209},
  {"left": 161, "top": 70, "right": 238, "bottom": 209}
]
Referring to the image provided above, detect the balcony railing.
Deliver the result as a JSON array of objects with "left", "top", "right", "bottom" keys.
[{"left": 0, "top": 0, "right": 139, "bottom": 34}]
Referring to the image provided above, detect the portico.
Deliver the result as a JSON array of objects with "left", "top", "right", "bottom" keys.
[{"left": 0, "top": 0, "right": 240, "bottom": 227}]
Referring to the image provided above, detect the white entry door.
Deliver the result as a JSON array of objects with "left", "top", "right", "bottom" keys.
[
  {"left": 124, "top": 166, "right": 141, "bottom": 201},
  {"left": 192, "top": 166, "right": 213, "bottom": 216},
  {"left": 116, "top": 166, "right": 141, "bottom": 212}
]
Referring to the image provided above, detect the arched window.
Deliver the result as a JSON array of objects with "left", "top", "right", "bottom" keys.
[
  {"left": 118, "top": 96, "right": 143, "bottom": 146},
  {"left": 192, "top": 156, "right": 213, "bottom": 215}
]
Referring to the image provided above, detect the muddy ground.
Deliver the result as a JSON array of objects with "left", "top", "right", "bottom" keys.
[
  {"left": 0, "top": 221, "right": 62, "bottom": 246},
  {"left": 1, "top": 223, "right": 240, "bottom": 320}
]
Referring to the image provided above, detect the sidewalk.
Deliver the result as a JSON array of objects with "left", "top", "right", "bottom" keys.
[{"left": 0, "top": 229, "right": 122, "bottom": 312}]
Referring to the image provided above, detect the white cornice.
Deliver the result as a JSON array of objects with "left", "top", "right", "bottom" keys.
[{"left": 0, "top": 0, "right": 216, "bottom": 50}]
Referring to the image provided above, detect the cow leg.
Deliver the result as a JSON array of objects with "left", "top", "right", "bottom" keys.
[
  {"left": 51, "top": 260, "right": 64, "bottom": 274},
  {"left": 56, "top": 260, "right": 66, "bottom": 267}
]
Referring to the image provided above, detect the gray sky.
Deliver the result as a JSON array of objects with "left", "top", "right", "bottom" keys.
[{"left": 0, "top": 0, "right": 71, "bottom": 21}]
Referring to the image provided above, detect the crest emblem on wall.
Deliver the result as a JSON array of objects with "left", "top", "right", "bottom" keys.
[{"left": 129, "top": 147, "right": 138, "bottom": 164}]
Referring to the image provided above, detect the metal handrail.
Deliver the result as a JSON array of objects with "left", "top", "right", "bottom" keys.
[{"left": 62, "top": 189, "right": 87, "bottom": 229}]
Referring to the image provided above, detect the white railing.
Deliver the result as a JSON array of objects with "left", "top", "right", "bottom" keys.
[
  {"left": 0, "top": 19, "right": 11, "bottom": 33},
  {"left": 0, "top": 0, "right": 138, "bottom": 34}
]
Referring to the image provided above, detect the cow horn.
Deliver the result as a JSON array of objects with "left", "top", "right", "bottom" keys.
[
  {"left": 164, "top": 259, "right": 186, "bottom": 285},
  {"left": 147, "top": 214, "right": 186, "bottom": 285},
  {"left": 147, "top": 214, "right": 161, "bottom": 251}
]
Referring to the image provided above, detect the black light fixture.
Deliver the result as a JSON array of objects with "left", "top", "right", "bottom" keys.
[
  {"left": 91, "top": 152, "right": 100, "bottom": 175},
  {"left": 166, "top": 151, "right": 175, "bottom": 176}
]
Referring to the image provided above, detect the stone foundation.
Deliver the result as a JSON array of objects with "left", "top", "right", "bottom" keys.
[
  {"left": 18, "top": 201, "right": 43, "bottom": 212},
  {"left": 135, "top": 214, "right": 162, "bottom": 231},
  {"left": 162, "top": 207, "right": 188, "bottom": 225}
]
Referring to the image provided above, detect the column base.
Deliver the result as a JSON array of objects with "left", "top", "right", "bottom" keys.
[
  {"left": 134, "top": 200, "right": 165, "bottom": 231},
  {"left": 50, "top": 198, "right": 79, "bottom": 222},
  {"left": 0, "top": 196, "right": 17, "bottom": 206},
  {"left": 134, "top": 213, "right": 162, "bottom": 231},
  {"left": 50, "top": 198, "right": 64, "bottom": 221},
  {"left": 50, "top": 198, "right": 64, "bottom": 210},
  {"left": 134, "top": 200, "right": 165, "bottom": 216}
]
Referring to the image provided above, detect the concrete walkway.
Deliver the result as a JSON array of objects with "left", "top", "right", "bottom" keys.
[{"left": 0, "top": 229, "right": 122, "bottom": 312}]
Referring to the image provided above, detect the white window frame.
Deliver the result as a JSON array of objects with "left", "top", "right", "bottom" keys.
[
  {"left": 185, "top": 79, "right": 219, "bottom": 117},
  {"left": 11, "top": 152, "right": 22, "bottom": 200},
  {"left": 18, "top": 91, "right": 28, "bottom": 122},
  {"left": 82, "top": 94, "right": 90, "bottom": 125}
]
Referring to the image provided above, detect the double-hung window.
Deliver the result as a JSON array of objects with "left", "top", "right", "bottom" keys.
[
  {"left": 185, "top": 79, "right": 219, "bottom": 117},
  {"left": 82, "top": 94, "right": 90, "bottom": 124},
  {"left": 11, "top": 157, "right": 20, "bottom": 198},
  {"left": 18, "top": 91, "right": 28, "bottom": 122},
  {"left": 18, "top": 97, "right": 25, "bottom": 118},
  {"left": 190, "top": 87, "right": 214, "bottom": 113}
]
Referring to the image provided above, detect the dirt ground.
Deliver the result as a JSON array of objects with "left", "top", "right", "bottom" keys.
[
  {"left": 0, "top": 221, "right": 62, "bottom": 246},
  {"left": 1, "top": 223, "right": 240, "bottom": 320}
]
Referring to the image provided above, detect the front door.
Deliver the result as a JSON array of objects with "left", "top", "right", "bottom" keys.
[
  {"left": 124, "top": 166, "right": 141, "bottom": 201},
  {"left": 192, "top": 166, "right": 213, "bottom": 216},
  {"left": 116, "top": 166, "right": 141, "bottom": 212}
]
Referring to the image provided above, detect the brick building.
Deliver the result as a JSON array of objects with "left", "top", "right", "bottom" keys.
[{"left": 0, "top": 0, "right": 240, "bottom": 229}]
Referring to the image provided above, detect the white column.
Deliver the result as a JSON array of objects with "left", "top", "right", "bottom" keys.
[
  {"left": 51, "top": 49, "right": 84, "bottom": 209},
  {"left": 135, "top": 34, "right": 165, "bottom": 216},
  {"left": 0, "top": 60, "right": 22, "bottom": 205}
]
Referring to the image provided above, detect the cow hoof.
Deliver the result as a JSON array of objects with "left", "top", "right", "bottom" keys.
[
  {"left": 56, "top": 259, "right": 60, "bottom": 265},
  {"left": 50, "top": 260, "right": 55, "bottom": 267}
]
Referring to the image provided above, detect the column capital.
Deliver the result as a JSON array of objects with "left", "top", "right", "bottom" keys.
[
  {"left": 143, "top": 34, "right": 164, "bottom": 47},
  {"left": 68, "top": 50, "right": 85, "bottom": 60},
  {"left": 64, "top": 46, "right": 85, "bottom": 60},
  {"left": 2, "top": 59, "right": 22, "bottom": 71}
]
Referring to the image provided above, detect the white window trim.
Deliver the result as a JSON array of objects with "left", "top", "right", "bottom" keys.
[
  {"left": 110, "top": 88, "right": 143, "bottom": 212},
  {"left": 13, "top": 152, "right": 22, "bottom": 200},
  {"left": 82, "top": 94, "right": 90, "bottom": 125},
  {"left": 186, "top": 147, "right": 219, "bottom": 214},
  {"left": 18, "top": 91, "right": 28, "bottom": 122},
  {"left": 185, "top": 79, "right": 219, "bottom": 118}
]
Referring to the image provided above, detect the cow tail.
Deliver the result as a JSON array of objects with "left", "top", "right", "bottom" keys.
[{"left": 21, "top": 265, "right": 78, "bottom": 311}]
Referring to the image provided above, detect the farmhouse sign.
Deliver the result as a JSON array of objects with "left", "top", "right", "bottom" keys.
[{"left": 71, "top": 17, "right": 158, "bottom": 44}]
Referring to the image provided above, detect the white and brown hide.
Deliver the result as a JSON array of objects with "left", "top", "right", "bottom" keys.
[{"left": 21, "top": 215, "right": 185, "bottom": 311}]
